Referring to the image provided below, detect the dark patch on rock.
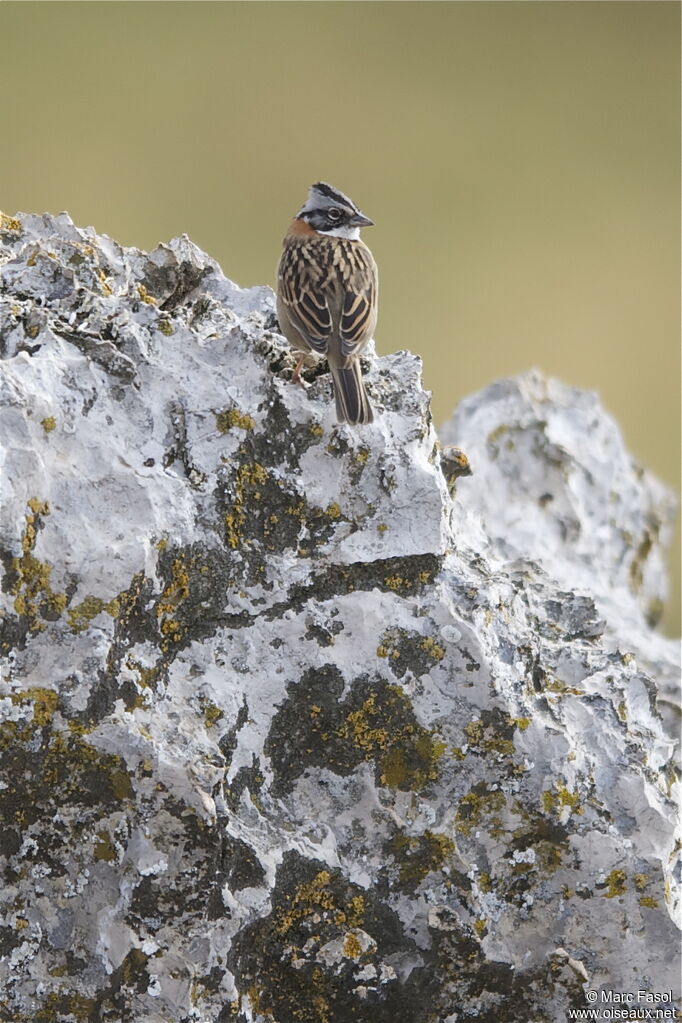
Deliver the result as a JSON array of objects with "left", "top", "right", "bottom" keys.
[
  {"left": 266, "top": 668, "right": 445, "bottom": 796},
  {"left": 0, "top": 608, "right": 28, "bottom": 656},
  {"left": 267, "top": 554, "right": 442, "bottom": 619},
  {"left": 206, "top": 830, "right": 266, "bottom": 920},
  {"left": 153, "top": 542, "right": 251, "bottom": 656},
  {"left": 395, "top": 913, "right": 589, "bottom": 1023},
  {"left": 304, "top": 607, "right": 344, "bottom": 646},
  {"left": 128, "top": 811, "right": 231, "bottom": 935},
  {"left": 0, "top": 925, "right": 22, "bottom": 959},
  {"left": 227, "top": 850, "right": 420, "bottom": 1023},
  {"left": 0, "top": 698, "right": 133, "bottom": 918},
  {"left": 542, "top": 593, "right": 605, "bottom": 640},
  {"left": 460, "top": 707, "right": 523, "bottom": 757},
  {"left": 378, "top": 625, "right": 446, "bottom": 679},
  {"left": 156, "top": 260, "right": 215, "bottom": 312},
  {"left": 215, "top": 446, "right": 339, "bottom": 573},
  {"left": 0, "top": 701, "right": 132, "bottom": 824},
  {"left": 253, "top": 385, "right": 325, "bottom": 467},
  {"left": 51, "top": 320, "right": 139, "bottom": 384},
  {"left": 217, "top": 697, "right": 250, "bottom": 767},
  {"left": 0, "top": 826, "right": 21, "bottom": 858},
  {"left": 162, "top": 399, "right": 208, "bottom": 487},
  {"left": 225, "top": 758, "right": 266, "bottom": 813},
  {"left": 384, "top": 829, "right": 455, "bottom": 892}
]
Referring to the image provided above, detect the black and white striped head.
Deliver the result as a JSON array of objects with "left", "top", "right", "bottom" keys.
[{"left": 296, "top": 182, "right": 373, "bottom": 239}]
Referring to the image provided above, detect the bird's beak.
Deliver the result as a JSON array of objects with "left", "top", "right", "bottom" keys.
[{"left": 349, "top": 211, "right": 374, "bottom": 227}]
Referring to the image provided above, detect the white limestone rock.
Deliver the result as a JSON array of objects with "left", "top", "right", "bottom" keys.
[
  {"left": 441, "top": 372, "right": 680, "bottom": 731},
  {"left": 0, "top": 210, "right": 679, "bottom": 1023}
]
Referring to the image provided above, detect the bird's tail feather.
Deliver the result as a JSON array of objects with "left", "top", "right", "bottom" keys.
[{"left": 331, "top": 362, "right": 373, "bottom": 425}]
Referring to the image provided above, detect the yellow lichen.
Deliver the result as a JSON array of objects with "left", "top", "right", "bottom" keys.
[
  {"left": 136, "top": 283, "right": 157, "bottom": 305},
  {"left": 4, "top": 715, "right": 133, "bottom": 809},
  {"left": 348, "top": 895, "right": 365, "bottom": 924},
  {"left": 0, "top": 211, "right": 21, "bottom": 233},
  {"left": 274, "top": 872, "right": 364, "bottom": 950},
  {"left": 487, "top": 423, "right": 509, "bottom": 444},
  {"left": 544, "top": 678, "right": 583, "bottom": 696},
  {"left": 463, "top": 716, "right": 518, "bottom": 757},
  {"left": 67, "top": 718, "right": 95, "bottom": 736},
  {"left": 342, "top": 931, "right": 363, "bottom": 958},
  {"left": 93, "top": 830, "right": 117, "bottom": 862},
  {"left": 541, "top": 790, "right": 556, "bottom": 814},
  {"left": 420, "top": 636, "right": 445, "bottom": 661},
  {"left": 125, "top": 659, "right": 159, "bottom": 692},
  {"left": 67, "top": 594, "right": 120, "bottom": 633},
  {"left": 473, "top": 918, "right": 487, "bottom": 937},
  {"left": 336, "top": 687, "right": 445, "bottom": 791},
  {"left": 40, "top": 416, "right": 57, "bottom": 434},
  {"left": 389, "top": 830, "right": 455, "bottom": 884},
  {"left": 202, "top": 702, "right": 224, "bottom": 728},
  {"left": 275, "top": 870, "right": 335, "bottom": 936},
  {"left": 639, "top": 896, "right": 659, "bottom": 909},
  {"left": 156, "top": 557, "right": 191, "bottom": 644},
  {"left": 10, "top": 687, "right": 58, "bottom": 728},
  {"left": 23, "top": 497, "right": 49, "bottom": 550},
  {"left": 11, "top": 500, "right": 67, "bottom": 631},
  {"left": 325, "top": 502, "right": 342, "bottom": 520},
  {"left": 340, "top": 694, "right": 390, "bottom": 753},
  {"left": 158, "top": 317, "right": 173, "bottom": 336},
  {"left": 603, "top": 869, "right": 627, "bottom": 898},
  {"left": 225, "top": 463, "right": 269, "bottom": 548},
  {"left": 542, "top": 782, "right": 583, "bottom": 816},
  {"left": 455, "top": 788, "right": 506, "bottom": 837},
  {"left": 96, "top": 267, "right": 112, "bottom": 296},
  {"left": 511, "top": 860, "right": 535, "bottom": 876},
  {"left": 39, "top": 992, "right": 98, "bottom": 1021},
  {"left": 216, "top": 408, "right": 256, "bottom": 433}
]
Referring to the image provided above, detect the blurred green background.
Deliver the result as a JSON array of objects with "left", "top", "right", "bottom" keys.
[{"left": 2, "top": 1, "right": 679, "bottom": 634}]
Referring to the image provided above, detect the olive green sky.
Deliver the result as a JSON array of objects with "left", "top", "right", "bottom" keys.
[{"left": 1, "top": 1, "right": 679, "bottom": 633}]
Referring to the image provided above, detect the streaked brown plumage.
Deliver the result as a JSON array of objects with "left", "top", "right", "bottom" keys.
[{"left": 276, "top": 182, "right": 378, "bottom": 425}]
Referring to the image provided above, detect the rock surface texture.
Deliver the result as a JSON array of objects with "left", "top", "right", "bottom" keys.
[{"left": 0, "top": 211, "right": 679, "bottom": 1023}]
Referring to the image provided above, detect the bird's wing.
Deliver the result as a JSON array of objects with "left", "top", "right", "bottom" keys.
[
  {"left": 340, "top": 243, "right": 378, "bottom": 358},
  {"left": 278, "top": 248, "right": 332, "bottom": 355}
]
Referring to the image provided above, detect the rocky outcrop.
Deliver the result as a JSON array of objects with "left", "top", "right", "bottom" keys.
[{"left": 0, "top": 211, "right": 679, "bottom": 1022}]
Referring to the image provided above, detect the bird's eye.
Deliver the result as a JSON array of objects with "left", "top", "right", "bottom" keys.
[{"left": 328, "top": 208, "right": 342, "bottom": 221}]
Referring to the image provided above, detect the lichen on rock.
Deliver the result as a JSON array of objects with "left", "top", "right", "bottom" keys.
[{"left": 0, "top": 211, "right": 679, "bottom": 1022}]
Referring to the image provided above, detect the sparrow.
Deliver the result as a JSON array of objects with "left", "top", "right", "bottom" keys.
[{"left": 276, "top": 182, "right": 378, "bottom": 425}]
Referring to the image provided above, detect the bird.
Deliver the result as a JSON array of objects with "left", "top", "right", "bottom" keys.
[{"left": 276, "top": 182, "right": 378, "bottom": 425}]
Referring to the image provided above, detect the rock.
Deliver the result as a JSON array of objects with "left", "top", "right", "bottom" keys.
[
  {"left": 441, "top": 373, "right": 680, "bottom": 734},
  {"left": 0, "top": 211, "right": 679, "bottom": 1023}
]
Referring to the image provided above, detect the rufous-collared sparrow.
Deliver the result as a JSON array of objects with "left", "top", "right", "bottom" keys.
[{"left": 276, "top": 182, "right": 378, "bottom": 425}]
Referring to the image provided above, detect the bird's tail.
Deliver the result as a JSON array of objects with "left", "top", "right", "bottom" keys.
[{"left": 331, "top": 361, "right": 373, "bottom": 425}]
